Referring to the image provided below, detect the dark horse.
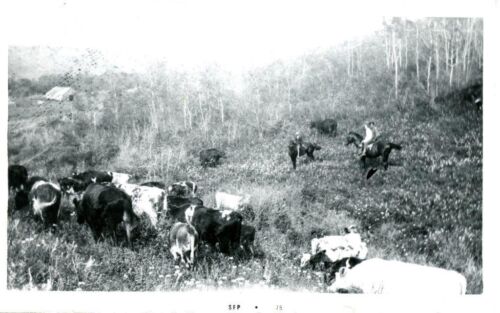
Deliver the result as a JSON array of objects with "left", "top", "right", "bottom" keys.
[
  {"left": 288, "top": 141, "right": 322, "bottom": 170},
  {"left": 345, "top": 132, "right": 402, "bottom": 170}
]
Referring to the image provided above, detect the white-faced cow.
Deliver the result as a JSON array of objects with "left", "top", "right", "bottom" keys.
[
  {"left": 29, "top": 180, "right": 62, "bottom": 226},
  {"left": 115, "top": 183, "right": 166, "bottom": 229},
  {"left": 328, "top": 258, "right": 467, "bottom": 295},
  {"left": 167, "top": 196, "right": 204, "bottom": 223},
  {"left": 73, "top": 183, "right": 138, "bottom": 245},
  {"left": 169, "top": 222, "right": 199, "bottom": 267}
]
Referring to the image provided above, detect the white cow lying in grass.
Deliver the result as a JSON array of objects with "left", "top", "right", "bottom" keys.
[
  {"left": 116, "top": 183, "right": 166, "bottom": 229},
  {"left": 215, "top": 191, "right": 254, "bottom": 221},
  {"left": 301, "top": 226, "right": 368, "bottom": 268},
  {"left": 328, "top": 258, "right": 467, "bottom": 295}
]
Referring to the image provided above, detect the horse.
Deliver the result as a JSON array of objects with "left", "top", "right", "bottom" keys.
[
  {"left": 345, "top": 131, "right": 402, "bottom": 170},
  {"left": 288, "top": 141, "right": 322, "bottom": 170}
]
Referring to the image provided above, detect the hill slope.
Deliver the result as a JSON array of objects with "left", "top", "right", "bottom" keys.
[{"left": 7, "top": 97, "right": 482, "bottom": 293}]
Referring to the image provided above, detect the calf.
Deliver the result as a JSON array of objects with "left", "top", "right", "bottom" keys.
[
  {"left": 288, "top": 141, "right": 322, "bottom": 170},
  {"left": 29, "top": 180, "right": 62, "bottom": 225},
  {"left": 167, "top": 195, "right": 204, "bottom": 222},
  {"left": 199, "top": 148, "right": 226, "bottom": 168},
  {"left": 328, "top": 258, "right": 467, "bottom": 295},
  {"left": 189, "top": 206, "right": 243, "bottom": 254},
  {"left": 168, "top": 181, "right": 198, "bottom": 197},
  {"left": 8, "top": 164, "right": 28, "bottom": 191},
  {"left": 310, "top": 118, "right": 338, "bottom": 136},
  {"left": 215, "top": 191, "right": 255, "bottom": 221},
  {"left": 116, "top": 183, "right": 166, "bottom": 229},
  {"left": 73, "top": 184, "right": 137, "bottom": 244},
  {"left": 169, "top": 222, "right": 199, "bottom": 267}
]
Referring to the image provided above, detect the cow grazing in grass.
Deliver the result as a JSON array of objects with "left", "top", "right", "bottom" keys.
[
  {"left": 29, "top": 180, "right": 62, "bottom": 226},
  {"left": 8, "top": 164, "right": 28, "bottom": 191},
  {"left": 327, "top": 258, "right": 467, "bottom": 295},
  {"left": 189, "top": 206, "right": 243, "bottom": 255},
  {"left": 288, "top": 141, "right": 322, "bottom": 170},
  {"left": 73, "top": 184, "right": 138, "bottom": 245},
  {"left": 166, "top": 196, "right": 204, "bottom": 223},
  {"left": 215, "top": 191, "right": 255, "bottom": 221},
  {"left": 199, "top": 148, "right": 226, "bottom": 168},
  {"left": 115, "top": 183, "right": 166, "bottom": 229},
  {"left": 310, "top": 118, "right": 338, "bottom": 136},
  {"left": 168, "top": 181, "right": 198, "bottom": 197},
  {"left": 169, "top": 222, "right": 199, "bottom": 267},
  {"left": 141, "top": 181, "right": 166, "bottom": 189}
]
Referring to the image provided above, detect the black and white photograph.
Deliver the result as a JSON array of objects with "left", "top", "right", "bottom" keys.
[{"left": 2, "top": 0, "right": 499, "bottom": 312}]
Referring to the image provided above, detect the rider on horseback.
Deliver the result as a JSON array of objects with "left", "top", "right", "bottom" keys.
[{"left": 359, "top": 121, "right": 379, "bottom": 157}]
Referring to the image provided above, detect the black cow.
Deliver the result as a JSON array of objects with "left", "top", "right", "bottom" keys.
[
  {"left": 288, "top": 141, "right": 322, "bottom": 170},
  {"left": 8, "top": 165, "right": 28, "bottom": 191},
  {"left": 199, "top": 149, "right": 226, "bottom": 168},
  {"left": 240, "top": 224, "right": 256, "bottom": 255},
  {"left": 166, "top": 195, "right": 204, "bottom": 222},
  {"left": 29, "top": 180, "right": 62, "bottom": 226},
  {"left": 190, "top": 206, "right": 243, "bottom": 254},
  {"left": 73, "top": 183, "right": 138, "bottom": 244},
  {"left": 140, "top": 181, "right": 166, "bottom": 189},
  {"left": 310, "top": 118, "right": 338, "bottom": 136}
]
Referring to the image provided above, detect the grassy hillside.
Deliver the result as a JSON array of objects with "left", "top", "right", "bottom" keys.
[{"left": 7, "top": 95, "right": 482, "bottom": 292}]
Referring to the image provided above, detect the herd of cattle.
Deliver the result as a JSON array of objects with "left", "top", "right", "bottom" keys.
[
  {"left": 8, "top": 165, "right": 256, "bottom": 268},
  {"left": 7, "top": 117, "right": 467, "bottom": 293}
]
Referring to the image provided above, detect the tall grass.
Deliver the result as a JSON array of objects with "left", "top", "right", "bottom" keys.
[{"left": 7, "top": 91, "right": 482, "bottom": 292}]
